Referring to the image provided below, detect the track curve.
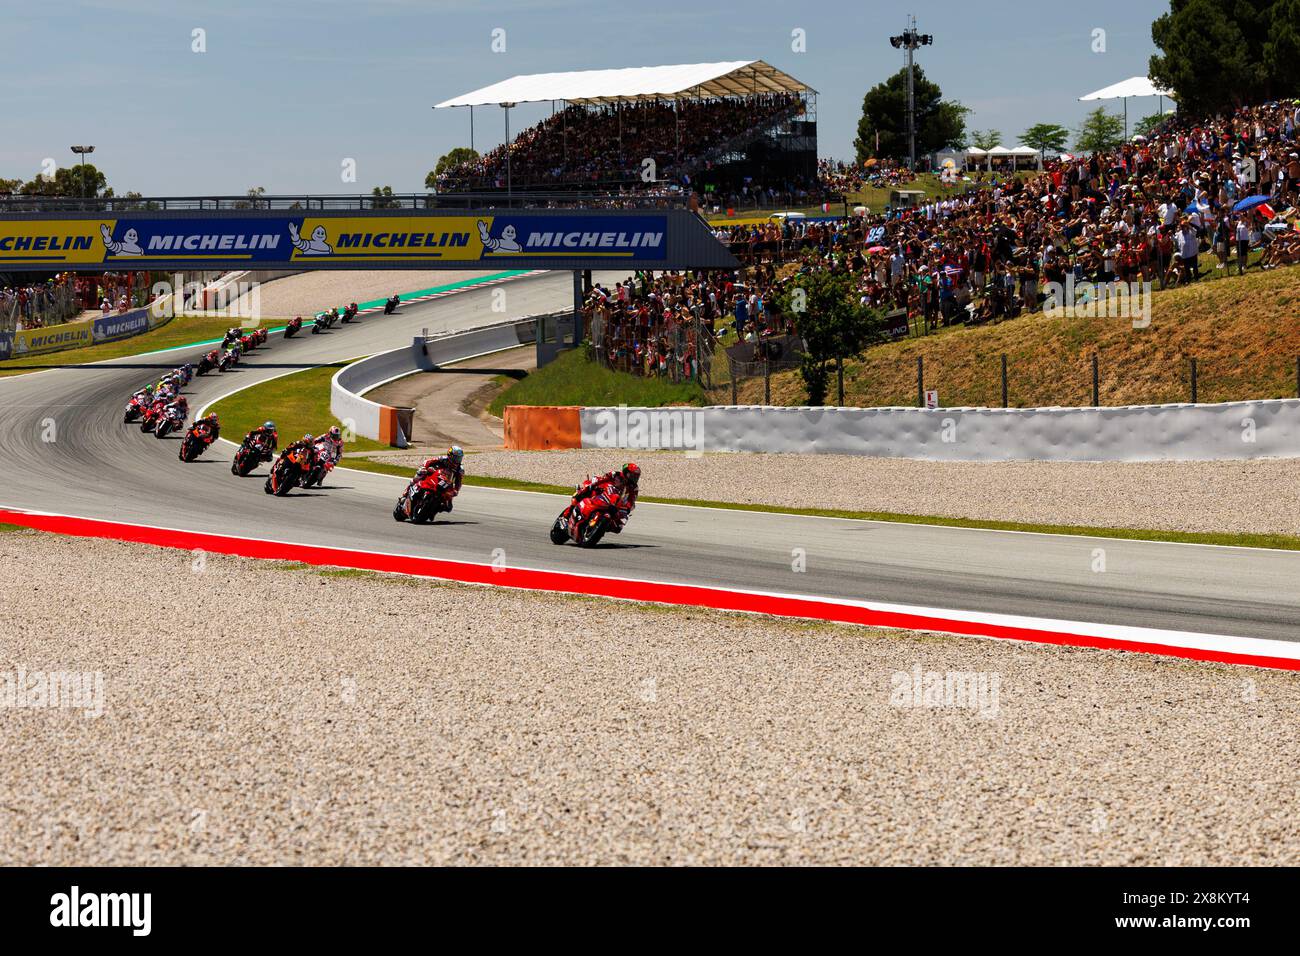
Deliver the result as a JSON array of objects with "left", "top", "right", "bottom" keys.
[{"left": 2, "top": 271, "right": 1300, "bottom": 647}]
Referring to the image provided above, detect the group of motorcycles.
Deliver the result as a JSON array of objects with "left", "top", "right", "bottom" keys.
[
  {"left": 124, "top": 364, "right": 194, "bottom": 439},
  {"left": 309, "top": 303, "right": 360, "bottom": 334},
  {"left": 193, "top": 326, "right": 268, "bottom": 376},
  {"left": 258, "top": 433, "right": 339, "bottom": 496}
]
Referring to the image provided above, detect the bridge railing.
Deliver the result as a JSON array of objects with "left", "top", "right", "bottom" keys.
[{"left": 0, "top": 191, "right": 691, "bottom": 214}]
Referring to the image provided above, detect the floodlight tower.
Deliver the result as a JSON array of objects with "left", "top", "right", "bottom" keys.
[{"left": 889, "top": 17, "right": 933, "bottom": 171}]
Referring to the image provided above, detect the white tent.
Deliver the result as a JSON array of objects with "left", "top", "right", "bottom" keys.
[
  {"left": 1078, "top": 76, "right": 1175, "bottom": 139},
  {"left": 434, "top": 61, "right": 814, "bottom": 108}
]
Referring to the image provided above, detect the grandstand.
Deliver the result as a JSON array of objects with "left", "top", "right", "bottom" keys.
[{"left": 433, "top": 61, "right": 818, "bottom": 201}]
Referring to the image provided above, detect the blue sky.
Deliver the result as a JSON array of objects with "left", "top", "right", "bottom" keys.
[{"left": 1, "top": 0, "right": 1170, "bottom": 195}]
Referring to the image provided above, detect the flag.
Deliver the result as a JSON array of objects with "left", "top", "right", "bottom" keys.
[{"left": 1258, "top": 203, "right": 1276, "bottom": 220}]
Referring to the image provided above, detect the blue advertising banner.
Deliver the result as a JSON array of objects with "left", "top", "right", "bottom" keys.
[{"left": 93, "top": 308, "right": 151, "bottom": 344}]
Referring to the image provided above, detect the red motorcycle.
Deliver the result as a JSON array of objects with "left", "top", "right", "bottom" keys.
[
  {"left": 139, "top": 401, "right": 166, "bottom": 433},
  {"left": 393, "top": 468, "right": 456, "bottom": 523},
  {"left": 123, "top": 394, "right": 149, "bottom": 423},
  {"left": 283, "top": 317, "right": 303, "bottom": 338},
  {"left": 154, "top": 405, "right": 186, "bottom": 439},
  {"left": 196, "top": 350, "right": 220, "bottom": 375},
  {"left": 550, "top": 484, "right": 631, "bottom": 547}
]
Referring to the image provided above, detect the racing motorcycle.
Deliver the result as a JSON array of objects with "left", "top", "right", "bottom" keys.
[
  {"left": 392, "top": 468, "right": 456, "bottom": 524},
  {"left": 178, "top": 422, "right": 215, "bottom": 462},
  {"left": 253, "top": 328, "right": 268, "bottom": 346},
  {"left": 340, "top": 303, "right": 358, "bottom": 324},
  {"left": 550, "top": 483, "right": 632, "bottom": 547},
  {"left": 302, "top": 439, "right": 336, "bottom": 489},
  {"left": 123, "top": 394, "right": 149, "bottom": 423},
  {"left": 383, "top": 294, "right": 400, "bottom": 315},
  {"left": 218, "top": 348, "right": 238, "bottom": 372},
  {"left": 231, "top": 434, "right": 275, "bottom": 476},
  {"left": 154, "top": 404, "right": 186, "bottom": 440},
  {"left": 283, "top": 316, "right": 303, "bottom": 338},
  {"left": 310, "top": 314, "right": 330, "bottom": 334},
  {"left": 139, "top": 401, "right": 166, "bottom": 434},
  {"left": 196, "top": 350, "right": 220, "bottom": 375},
  {"left": 263, "top": 445, "right": 312, "bottom": 496}
]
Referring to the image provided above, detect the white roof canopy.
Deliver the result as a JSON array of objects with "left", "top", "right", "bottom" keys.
[
  {"left": 1079, "top": 76, "right": 1175, "bottom": 101},
  {"left": 434, "top": 60, "right": 814, "bottom": 108}
]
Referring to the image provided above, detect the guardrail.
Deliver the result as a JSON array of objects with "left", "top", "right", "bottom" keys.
[
  {"left": 0, "top": 191, "right": 690, "bottom": 213},
  {"left": 330, "top": 317, "right": 540, "bottom": 447}
]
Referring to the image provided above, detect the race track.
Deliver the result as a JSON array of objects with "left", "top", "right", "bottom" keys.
[{"left": 3, "top": 270, "right": 1299, "bottom": 647}]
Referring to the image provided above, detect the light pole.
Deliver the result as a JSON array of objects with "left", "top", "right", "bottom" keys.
[
  {"left": 70, "top": 145, "right": 95, "bottom": 198},
  {"left": 889, "top": 17, "right": 933, "bottom": 171},
  {"left": 500, "top": 102, "right": 516, "bottom": 198}
]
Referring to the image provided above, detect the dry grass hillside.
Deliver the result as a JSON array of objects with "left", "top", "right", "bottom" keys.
[{"left": 728, "top": 265, "right": 1300, "bottom": 408}]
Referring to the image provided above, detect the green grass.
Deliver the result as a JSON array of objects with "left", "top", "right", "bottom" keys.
[
  {"left": 0, "top": 522, "right": 25, "bottom": 533},
  {"left": 208, "top": 363, "right": 390, "bottom": 453},
  {"left": 0, "top": 315, "right": 291, "bottom": 377},
  {"left": 488, "top": 346, "right": 705, "bottom": 417},
  {"left": 341, "top": 458, "right": 1300, "bottom": 551}
]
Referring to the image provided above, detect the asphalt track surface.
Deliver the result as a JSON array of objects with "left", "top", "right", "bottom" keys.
[{"left": 2, "top": 270, "right": 1299, "bottom": 645}]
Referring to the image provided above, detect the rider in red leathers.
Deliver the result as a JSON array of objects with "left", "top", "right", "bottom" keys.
[{"left": 401, "top": 445, "right": 464, "bottom": 511}]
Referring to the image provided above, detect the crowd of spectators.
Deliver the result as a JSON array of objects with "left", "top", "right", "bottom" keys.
[
  {"left": 718, "top": 100, "right": 1300, "bottom": 330},
  {"left": 1, "top": 272, "right": 144, "bottom": 330},
  {"left": 435, "top": 94, "right": 806, "bottom": 191},
  {"left": 584, "top": 99, "right": 1300, "bottom": 385}
]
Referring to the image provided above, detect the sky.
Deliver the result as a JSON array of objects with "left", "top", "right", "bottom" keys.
[{"left": 1, "top": 0, "right": 1172, "bottom": 196}]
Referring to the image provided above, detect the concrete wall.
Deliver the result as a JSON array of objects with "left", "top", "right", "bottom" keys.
[
  {"left": 573, "top": 400, "right": 1300, "bottom": 462},
  {"left": 330, "top": 318, "right": 538, "bottom": 447}
]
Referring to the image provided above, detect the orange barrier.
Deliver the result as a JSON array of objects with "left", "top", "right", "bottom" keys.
[
  {"left": 378, "top": 406, "right": 399, "bottom": 446},
  {"left": 503, "top": 405, "right": 582, "bottom": 450}
]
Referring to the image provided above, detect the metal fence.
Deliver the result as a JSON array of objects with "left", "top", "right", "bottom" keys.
[
  {"left": 586, "top": 305, "right": 715, "bottom": 388},
  {"left": 0, "top": 283, "right": 81, "bottom": 332}
]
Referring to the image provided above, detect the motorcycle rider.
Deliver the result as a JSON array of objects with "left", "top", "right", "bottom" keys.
[
  {"left": 573, "top": 463, "right": 641, "bottom": 512},
  {"left": 187, "top": 412, "right": 220, "bottom": 444},
  {"left": 402, "top": 445, "right": 464, "bottom": 512},
  {"left": 243, "top": 420, "right": 279, "bottom": 454},
  {"left": 315, "top": 425, "right": 344, "bottom": 467}
]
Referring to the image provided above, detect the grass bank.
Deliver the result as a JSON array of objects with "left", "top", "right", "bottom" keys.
[
  {"left": 488, "top": 346, "right": 704, "bottom": 417},
  {"left": 207, "top": 363, "right": 389, "bottom": 453}
]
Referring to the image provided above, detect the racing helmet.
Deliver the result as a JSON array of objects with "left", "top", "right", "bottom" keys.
[
  {"left": 447, "top": 445, "right": 464, "bottom": 466},
  {"left": 328, "top": 426, "right": 342, "bottom": 440},
  {"left": 207, "top": 413, "right": 219, "bottom": 425},
  {"left": 621, "top": 462, "right": 641, "bottom": 486},
  {"left": 302, "top": 434, "right": 313, "bottom": 443},
  {"left": 262, "top": 421, "right": 276, "bottom": 432}
]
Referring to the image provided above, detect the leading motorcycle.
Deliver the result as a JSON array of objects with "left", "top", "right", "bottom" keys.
[
  {"left": 550, "top": 484, "right": 631, "bottom": 547},
  {"left": 393, "top": 468, "right": 456, "bottom": 524}
]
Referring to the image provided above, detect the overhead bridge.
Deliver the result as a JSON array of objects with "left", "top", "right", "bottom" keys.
[{"left": 0, "top": 194, "right": 737, "bottom": 273}]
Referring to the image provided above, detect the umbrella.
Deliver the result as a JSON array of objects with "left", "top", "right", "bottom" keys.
[
  {"left": 867, "top": 245, "right": 888, "bottom": 254},
  {"left": 1184, "top": 202, "right": 1207, "bottom": 215},
  {"left": 1234, "top": 195, "right": 1272, "bottom": 213}
]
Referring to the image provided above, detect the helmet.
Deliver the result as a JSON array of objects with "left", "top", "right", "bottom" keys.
[
  {"left": 302, "top": 434, "right": 313, "bottom": 443},
  {"left": 262, "top": 421, "right": 276, "bottom": 431},
  {"left": 328, "top": 426, "right": 342, "bottom": 440},
  {"left": 621, "top": 462, "right": 641, "bottom": 486},
  {"left": 207, "top": 413, "right": 219, "bottom": 424},
  {"left": 447, "top": 445, "right": 464, "bottom": 465}
]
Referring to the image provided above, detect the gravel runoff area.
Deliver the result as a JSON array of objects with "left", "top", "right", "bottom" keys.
[
  {"left": 1, "top": 528, "right": 1297, "bottom": 866},
  {"left": 367, "top": 450, "right": 1300, "bottom": 537},
  {"left": 225, "top": 269, "right": 497, "bottom": 319}
]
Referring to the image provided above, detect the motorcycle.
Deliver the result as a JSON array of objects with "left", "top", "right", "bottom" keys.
[
  {"left": 550, "top": 484, "right": 631, "bottom": 547},
  {"left": 383, "top": 294, "right": 400, "bottom": 315},
  {"left": 123, "top": 395, "right": 148, "bottom": 423},
  {"left": 196, "top": 350, "right": 219, "bottom": 375},
  {"left": 310, "top": 314, "right": 330, "bottom": 334},
  {"left": 284, "top": 316, "right": 303, "bottom": 338},
  {"left": 154, "top": 406, "right": 186, "bottom": 439},
  {"left": 218, "top": 348, "right": 238, "bottom": 372},
  {"left": 139, "top": 402, "right": 165, "bottom": 434},
  {"left": 302, "top": 440, "right": 336, "bottom": 488},
  {"left": 253, "top": 328, "right": 267, "bottom": 345},
  {"left": 393, "top": 468, "right": 456, "bottom": 524},
  {"left": 178, "top": 423, "right": 214, "bottom": 462},
  {"left": 340, "top": 303, "right": 358, "bottom": 324},
  {"left": 231, "top": 435, "right": 274, "bottom": 476},
  {"left": 263, "top": 446, "right": 311, "bottom": 496}
]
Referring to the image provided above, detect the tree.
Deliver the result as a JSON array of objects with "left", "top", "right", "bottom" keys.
[
  {"left": 18, "top": 162, "right": 108, "bottom": 198},
  {"left": 371, "top": 185, "right": 400, "bottom": 208},
  {"left": 426, "top": 147, "right": 480, "bottom": 188},
  {"left": 854, "top": 66, "right": 968, "bottom": 164},
  {"left": 777, "top": 270, "right": 885, "bottom": 405},
  {"left": 1132, "top": 112, "right": 1168, "bottom": 138},
  {"left": 970, "top": 129, "right": 1003, "bottom": 150},
  {"left": 1148, "top": 0, "right": 1300, "bottom": 114},
  {"left": 1074, "top": 107, "right": 1126, "bottom": 154},
  {"left": 1021, "top": 123, "right": 1070, "bottom": 162}
]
